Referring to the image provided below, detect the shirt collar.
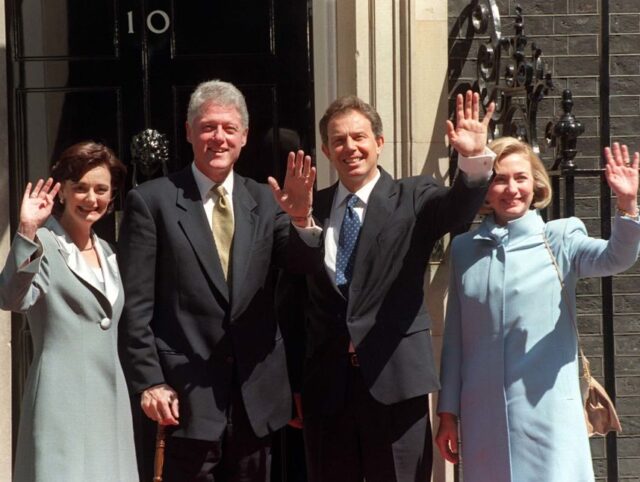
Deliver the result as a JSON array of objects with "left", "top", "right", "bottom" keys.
[
  {"left": 335, "top": 168, "right": 381, "bottom": 207},
  {"left": 474, "top": 209, "right": 544, "bottom": 244},
  {"left": 46, "top": 216, "right": 99, "bottom": 253},
  {"left": 191, "top": 162, "right": 234, "bottom": 200}
]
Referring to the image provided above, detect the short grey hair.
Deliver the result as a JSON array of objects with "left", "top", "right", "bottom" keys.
[{"left": 186, "top": 79, "right": 249, "bottom": 129}]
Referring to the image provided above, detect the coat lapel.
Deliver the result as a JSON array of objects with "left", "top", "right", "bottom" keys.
[
  {"left": 175, "top": 168, "right": 229, "bottom": 301},
  {"left": 96, "top": 239, "right": 121, "bottom": 307},
  {"left": 314, "top": 184, "right": 343, "bottom": 298},
  {"left": 349, "top": 169, "right": 397, "bottom": 289},
  {"left": 45, "top": 218, "right": 114, "bottom": 317},
  {"left": 230, "top": 174, "right": 258, "bottom": 319},
  {"left": 315, "top": 183, "right": 338, "bottom": 228}
]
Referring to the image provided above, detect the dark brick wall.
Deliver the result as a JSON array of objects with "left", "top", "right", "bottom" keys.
[{"left": 448, "top": 1, "right": 640, "bottom": 479}]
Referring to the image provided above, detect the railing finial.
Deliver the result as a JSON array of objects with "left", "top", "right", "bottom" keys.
[{"left": 546, "top": 89, "right": 585, "bottom": 170}]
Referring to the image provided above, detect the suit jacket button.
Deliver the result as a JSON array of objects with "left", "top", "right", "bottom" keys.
[
  {"left": 99, "top": 318, "right": 112, "bottom": 330},
  {"left": 225, "top": 356, "right": 234, "bottom": 365}
]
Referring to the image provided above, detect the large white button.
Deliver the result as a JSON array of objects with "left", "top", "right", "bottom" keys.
[{"left": 99, "top": 318, "right": 112, "bottom": 330}]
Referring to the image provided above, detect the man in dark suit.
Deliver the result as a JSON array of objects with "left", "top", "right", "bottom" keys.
[
  {"left": 118, "top": 79, "right": 319, "bottom": 482},
  {"left": 297, "top": 91, "right": 495, "bottom": 482}
]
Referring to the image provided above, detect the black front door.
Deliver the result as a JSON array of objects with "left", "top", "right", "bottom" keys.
[
  {"left": 7, "top": 1, "right": 314, "bottom": 479},
  {"left": 7, "top": 0, "right": 315, "bottom": 241}
]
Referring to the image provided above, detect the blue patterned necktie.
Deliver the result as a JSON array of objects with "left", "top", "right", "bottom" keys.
[{"left": 336, "top": 194, "right": 362, "bottom": 296}]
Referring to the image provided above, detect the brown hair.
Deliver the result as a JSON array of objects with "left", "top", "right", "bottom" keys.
[
  {"left": 480, "top": 137, "right": 552, "bottom": 215},
  {"left": 51, "top": 141, "right": 127, "bottom": 215},
  {"left": 319, "top": 95, "right": 383, "bottom": 145}
]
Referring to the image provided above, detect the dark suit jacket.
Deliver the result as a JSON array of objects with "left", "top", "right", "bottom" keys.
[
  {"left": 302, "top": 167, "right": 488, "bottom": 417},
  {"left": 117, "top": 166, "right": 320, "bottom": 440}
]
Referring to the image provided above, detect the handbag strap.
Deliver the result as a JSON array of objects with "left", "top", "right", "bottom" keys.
[{"left": 541, "top": 231, "right": 592, "bottom": 379}]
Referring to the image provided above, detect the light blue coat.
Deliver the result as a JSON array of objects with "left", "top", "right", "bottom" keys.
[
  {"left": 439, "top": 210, "right": 640, "bottom": 482},
  {"left": 0, "top": 218, "right": 138, "bottom": 482}
]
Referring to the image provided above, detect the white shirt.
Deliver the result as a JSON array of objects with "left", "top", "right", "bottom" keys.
[{"left": 457, "top": 147, "right": 496, "bottom": 180}]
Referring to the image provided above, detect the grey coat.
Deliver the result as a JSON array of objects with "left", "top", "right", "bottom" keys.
[{"left": 0, "top": 218, "right": 138, "bottom": 482}]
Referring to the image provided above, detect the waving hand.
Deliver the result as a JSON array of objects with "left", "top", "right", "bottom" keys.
[
  {"left": 446, "top": 90, "right": 495, "bottom": 157},
  {"left": 18, "top": 178, "right": 61, "bottom": 240},
  {"left": 268, "top": 150, "right": 316, "bottom": 227}
]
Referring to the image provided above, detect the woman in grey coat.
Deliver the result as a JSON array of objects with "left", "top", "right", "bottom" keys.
[
  {"left": 0, "top": 142, "right": 138, "bottom": 481},
  {"left": 436, "top": 138, "right": 640, "bottom": 482}
]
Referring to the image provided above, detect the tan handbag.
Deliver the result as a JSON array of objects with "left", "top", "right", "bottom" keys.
[
  {"left": 579, "top": 352, "right": 622, "bottom": 436},
  {"left": 543, "top": 234, "right": 622, "bottom": 437}
]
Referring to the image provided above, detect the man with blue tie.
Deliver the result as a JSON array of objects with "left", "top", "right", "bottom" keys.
[{"left": 297, "top": 90, "right": 495, "bottom": 482}]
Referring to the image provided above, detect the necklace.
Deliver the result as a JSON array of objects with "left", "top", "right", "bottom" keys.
[{"left": 79, "top": 242, "right": 94, "bottom": 252}]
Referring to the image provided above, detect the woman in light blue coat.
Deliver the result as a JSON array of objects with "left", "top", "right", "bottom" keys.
[
  {"left": 0, "top": 142, "right": 138, "bottom": 481},
  {"left": 436, "top": 138, "right": 640, "bottom": 482}
]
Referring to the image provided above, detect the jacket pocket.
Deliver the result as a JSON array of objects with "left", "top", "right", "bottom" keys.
[
  {"left": 376, "top": 217, "right": 413, "bottom": 246},
  {"left": 397, "top": 311, "right": 430, "bottom": 336}
]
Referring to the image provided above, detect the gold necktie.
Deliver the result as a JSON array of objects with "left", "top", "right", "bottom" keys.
[{"left": 212, "top": 185, "right": 234, "bottom": 280}]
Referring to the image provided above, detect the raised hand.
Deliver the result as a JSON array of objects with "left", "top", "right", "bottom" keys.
[
  {"left": 268, "top": 150, "right": 316, "bottom": 227},
  {"left": 18, "top": 178, "right": 61, "bottom": 240},
  {"left": 446, "top": 90, "right": 495, "bottom": 157},
  {"left": 604, "top": 142, "right": 639, "bottom": 215}
]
